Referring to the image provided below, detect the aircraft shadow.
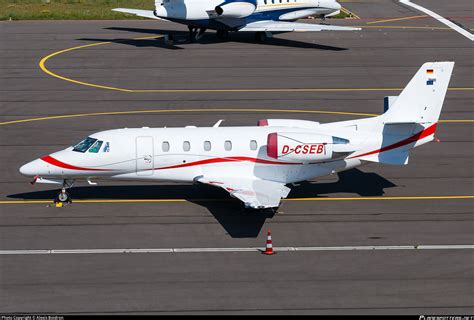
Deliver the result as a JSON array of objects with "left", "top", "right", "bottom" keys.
[
  {"left": 76, "top": 27, "right": 348, "bottom": 51},
  {"left": 290, "top": 168, "right": 397, "bottom": 198},
  {"left": 8, "top": 169, "right": 395, "bottom": 238}
]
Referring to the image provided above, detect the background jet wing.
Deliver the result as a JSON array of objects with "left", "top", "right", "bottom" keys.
[
  {"left": 239, "top": 21, "right": 361, "bottom": 32},
  {"left": 197, "top": 176, "right": 291, "bottom": 209},
  {"left": 112, "top": 8, "right": 166, "bottom": 20}
]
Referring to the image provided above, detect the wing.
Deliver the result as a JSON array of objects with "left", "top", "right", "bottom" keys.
[
  {"left": 239, "top": 21, "right": 361, "bottom": 32},
  {"left": 197, "top": 176, "right": 291, "bottom": 209},
  {"left": 112, "top": 8, "right": 166, "bottom": 20}
]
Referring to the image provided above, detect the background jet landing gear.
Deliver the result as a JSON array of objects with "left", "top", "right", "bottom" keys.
[
  {"left": 320, "top": 14, "right": 329, "bottom": 25},
  {"left": 188, "top": 26, "right": 206, "bottom": 42},
  {"left": 255, "top": 31, "right": 272, "bottom": 42},
  {"left": 188, "top": 25, "right": 196, "bottom": 42},
  {"left": 216, "top": 30, "right": 229, "bottom": 40}
]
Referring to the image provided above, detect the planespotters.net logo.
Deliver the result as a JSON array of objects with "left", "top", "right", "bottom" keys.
[
  {"left": 420, "top": 316, "right": 474, "bottom": 320},
  {"left": 1, "top": 316, "right": 64, "bottom": 320}
]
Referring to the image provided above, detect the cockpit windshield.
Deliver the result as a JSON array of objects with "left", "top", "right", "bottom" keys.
[
  {"left": 73, "top": 137, "right": 97, "bottom": 153},
  {"left": 88, "top": 140, "right": 103, "bottom": 153}
]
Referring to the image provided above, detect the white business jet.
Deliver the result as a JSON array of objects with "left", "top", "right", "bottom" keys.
[
  {"left": 112, "top": 0, "right": 359, "bottom": 41},
  {"left": 20, "top": 62, "right": 454, "bottom": 209}
]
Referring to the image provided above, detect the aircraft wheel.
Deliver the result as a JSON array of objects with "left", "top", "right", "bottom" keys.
[
  {"left": 56, "top": 189, "right": 70, "bottom": 203},
  {"left": 187, "top": 25, "right": 196, "bottom": 42}
]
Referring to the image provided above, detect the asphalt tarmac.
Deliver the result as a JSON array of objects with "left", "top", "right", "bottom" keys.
[{"left": 0, "top": 0, "right": 473, "bottom": 314}]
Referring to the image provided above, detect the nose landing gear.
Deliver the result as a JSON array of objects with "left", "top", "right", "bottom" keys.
[
  {"left": 56, "top": 188, "right": 70, "bottom": 203},
  {"left": 54, "top": 180, "right": 74, "bottom": 206}
]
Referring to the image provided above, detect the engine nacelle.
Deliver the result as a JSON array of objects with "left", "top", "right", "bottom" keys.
[
  {"left": 267, "top": 132, "right": 350, "bottom": 163},
  {"left": 214, "top": 0, "right": 257, "bottom": 18}
]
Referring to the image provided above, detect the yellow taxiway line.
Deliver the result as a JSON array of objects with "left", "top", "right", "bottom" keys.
[
  {"left": 38, "top": 36, "right": 162, "bottom": 93},
  {"left": 0, "top": 109, "right": 379, "bottom": 127},
  {"left": 0, "top": 195, "right": 473, "bottom": 205},
  {"left": 38, "top": 36, "right": 474, "bottom": 94},
  {"left": 0, "top": 108, "right": 472, "bottom": 127},
  {"left": 341, "top": 6, "right": 361, "bottom": 19},
  {"left": 285, "top": 195, "right": 474, "bottom": 201},
  {"left": 357, "top": 25, "right": 474, "bottom": 31},
  {"left": 367, "top": 15, "right": 428, "bottom": 25}
]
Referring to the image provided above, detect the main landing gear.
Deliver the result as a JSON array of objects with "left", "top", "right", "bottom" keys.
[
  {"left": 216, "top": 30, "right": 229, "bottom": 40},
  {"left": 188, "top": 26, "right": 207, "bottom": 42},
  {"left": 255, "top": 31, "right": 272, "bottom": 42},
  {"left": 54, "top": 180, "right": 74, "bottom": 205}
]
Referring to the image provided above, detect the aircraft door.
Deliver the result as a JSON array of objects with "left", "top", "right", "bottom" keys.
[{"left": 136, "top": 136, "right": 154, "bottom": 176}]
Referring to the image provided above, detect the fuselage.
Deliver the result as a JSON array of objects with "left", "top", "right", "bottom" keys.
[
  {"left": 18, "top": 114, "right": 436, "bottom": 186},
  {"left": 19, "top": 123, "right": 369, "bottom": 184},
  {"left": 154, "top": 0, "right": 341, "bottom": 30}
]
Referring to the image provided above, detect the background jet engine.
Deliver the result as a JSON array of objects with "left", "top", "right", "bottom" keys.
[
  {"left": 214, "top": 0, "right": 257, "bottom": 18},
  {"left": 267, "top": 132, "right": 351, "bottom": 163}
]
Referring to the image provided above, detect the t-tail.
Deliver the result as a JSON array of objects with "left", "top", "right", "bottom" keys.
[{"left": 355, "top": 62, "right": 455, "bottom": 165}]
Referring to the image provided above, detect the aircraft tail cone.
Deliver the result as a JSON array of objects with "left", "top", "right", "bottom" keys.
[{"left": 262, "top": 229, "right": 275, "bottom": 255}]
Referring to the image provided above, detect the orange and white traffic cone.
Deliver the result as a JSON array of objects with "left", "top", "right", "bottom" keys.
[{"left": 263, "top": 229, "right": 275, "bottom": 255}]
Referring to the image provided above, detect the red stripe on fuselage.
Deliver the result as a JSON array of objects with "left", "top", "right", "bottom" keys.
[
  {"left": 349, "top": 123, "right": 437, "bottom": 159},
  {"left": 40, "top": 155, "right": 114, "bottom": 171},
  {"left": 154, "top": 156, "right": 301, "bottom": 170}
]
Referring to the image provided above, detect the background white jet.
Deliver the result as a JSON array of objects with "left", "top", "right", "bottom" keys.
[
  {"left": 113, "top": 0, "right": 360, "bottom": 41},
  {"left": 20, "top": 62, "right": 454, "bottom": 209}
]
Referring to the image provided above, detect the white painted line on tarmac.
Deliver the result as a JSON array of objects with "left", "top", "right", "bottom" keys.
[
  {"left": 0, "top": 245, "right": 472, "bottom": 255},
  {"left": 400, "top": 0, "right": 474, "bottom": 41}
]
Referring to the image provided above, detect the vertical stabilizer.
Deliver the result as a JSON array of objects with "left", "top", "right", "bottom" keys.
[{"left": 382, "top": 62, "right": 454, "bottom": 124}]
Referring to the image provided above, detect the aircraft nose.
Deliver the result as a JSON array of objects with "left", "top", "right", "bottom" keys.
[
  {"left": 332, "top": 1, "right": 341, "bottom": 10},
  {"left": 19, "top": 159, "right": 44, "bottom": 177}
]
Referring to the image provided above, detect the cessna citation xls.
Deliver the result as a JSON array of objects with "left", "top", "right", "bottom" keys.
[
  {"left": 112, "top": 0, "right": 360, "bottom": 41},
  {"left": 20, "top": 62, "right": 454, "bottom": 209}
]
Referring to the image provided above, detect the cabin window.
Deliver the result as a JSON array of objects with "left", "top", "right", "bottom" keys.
[
  {"left": 88, "top": 140, "right": 103, "bottom": 153},
  {"left": 272, "top": 0, "right": 274, "bottom": 3},
  {"left": 162, "top": 141, "right": 170, "bottom": 152},
  {"left": 250, "top": 140, "right": 258, "bottom": 150},
  {"left": 224, "top": 140, "right": 232, "bottom": 151},
  {"left": 72, "top": 137, "right": 97, "bottom": 153},
  {"left": 183, "top": 141, "right": 191, "bottom": 152},
  {"left": 103, "top": 142, "right": 110, "bottom": 152},
  {"left": 279, "top": 0, "right": 282, "bottom": 3},
  {"left": 264, "top": 0, "right": 267, "bottom": 3},
  {"left": 204, "top": 141, "right": 211, "bottom": 151}
]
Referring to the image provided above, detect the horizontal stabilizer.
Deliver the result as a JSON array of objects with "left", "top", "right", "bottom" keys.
[
  {"left": 359, "top": 151, "right": 410, "bottom": 165},
  {"left": 112, "top": 8, "right": 165, "bottom": 20}
]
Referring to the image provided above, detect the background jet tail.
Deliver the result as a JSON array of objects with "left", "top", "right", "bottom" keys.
[{"left": 382, "top": 62, "right": 454, "bottom": 124}]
